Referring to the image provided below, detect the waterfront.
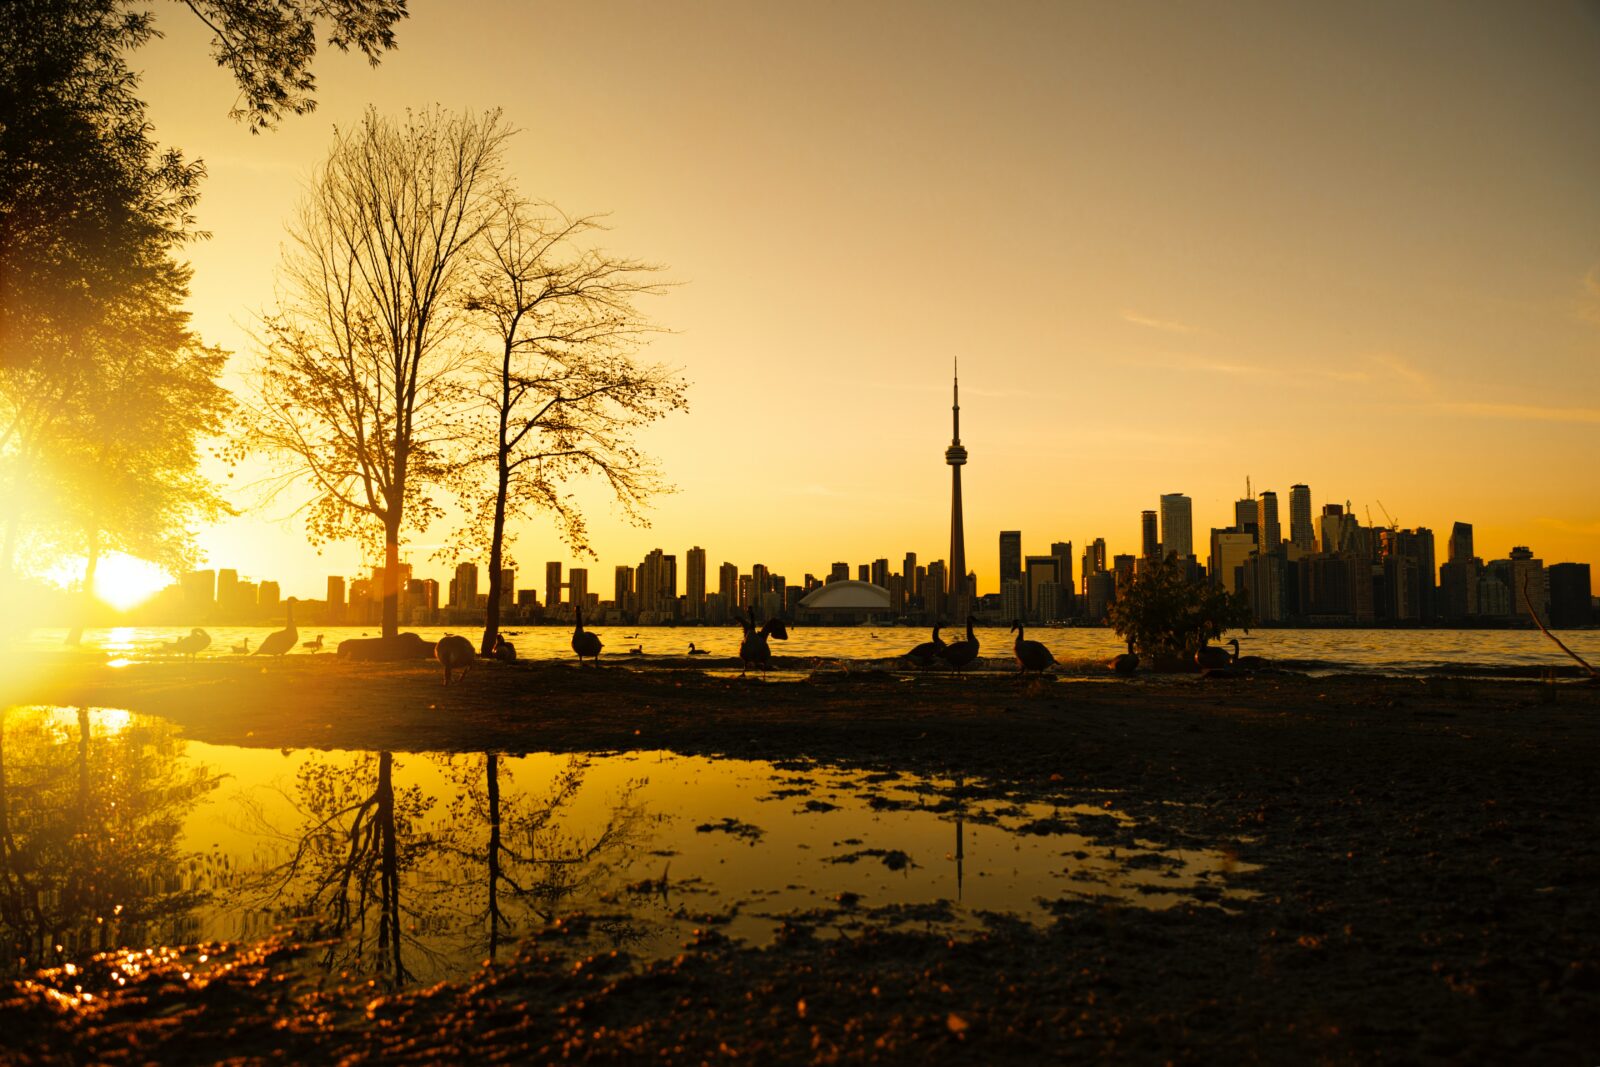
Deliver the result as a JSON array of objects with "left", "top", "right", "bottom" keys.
[{"left": 19, "top": 623, "right": 1600, "bottom": 677}]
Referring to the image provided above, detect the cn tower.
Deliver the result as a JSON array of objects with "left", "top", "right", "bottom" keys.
[{"left": 946, "top": 361, "right": 968, "bottom": 616}]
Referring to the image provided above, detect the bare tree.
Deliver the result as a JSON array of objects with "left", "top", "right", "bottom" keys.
[
  {"left": 460, "top": 195, "right": 687, "bottom": 653},
  {"left": 246, "top": 107, "right": 511, "bottom": 640}
]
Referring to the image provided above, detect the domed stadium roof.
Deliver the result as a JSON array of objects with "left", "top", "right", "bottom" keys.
[{"left": 798, "top": 580, "right": 892, "bottom": 610}]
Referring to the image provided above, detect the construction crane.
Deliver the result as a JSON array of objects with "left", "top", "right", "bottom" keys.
[{"left": 1376, "top": 500, "right": 1398, "bottom": 531}]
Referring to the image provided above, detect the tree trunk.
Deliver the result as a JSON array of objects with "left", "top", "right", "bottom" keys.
[
  {"left": 486, "top": 752, "right": 502, "bottom": 959},
  {"left": 479, "top": 455, "right": 511, "bottom": 655},
  {"left": 66, "top": 530, "right": 101, "bottom": 647},
  {"left": 382, "top": 520, "right": 400, "bottom": 640},
  {"left": 375, "top": 751, "right": 406, "bottom": 985}
]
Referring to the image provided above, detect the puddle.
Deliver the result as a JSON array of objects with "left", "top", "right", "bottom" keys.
[{"left": 0, "top": 706, "right": 1258, "bottom": 991}]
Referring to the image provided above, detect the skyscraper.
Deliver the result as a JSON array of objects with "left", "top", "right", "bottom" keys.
[
  {"left": 719, "top": 562, "right": 739, "bottom": 608},
  {"left": 454, "top": 562, "right": 479, "bottom": 608},
  {"left": 545, "top": 561, "right": 562, "bottom": 611},
  {"left": 1158, "top": 493, "right": 1193, "bottom": 559},
  {"left": 1256, "top": 491, "right": 1281, "bottom": 554},
  {"left": 1140, "top": 510, "right": 1159, "bottom": 559},
  {"left": 685, "top": 546, "right": 706, "bottom": 620},
  {"left": 999, "top": 531, "right": 1022, "bottom": 589},
  {"left": 1289, "top": 484, "right": 1315, "bottom": 551},
  {"left": 946, "top": 364, "right": 969, "bottom": 615},
  {"left": 1448, "top": 522, "right": 1475, "bottom": 564}
]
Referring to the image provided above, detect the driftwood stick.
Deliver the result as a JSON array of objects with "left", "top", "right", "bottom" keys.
[{"left": 1524, "top": 574, "right": 1597, "bottom": 679}]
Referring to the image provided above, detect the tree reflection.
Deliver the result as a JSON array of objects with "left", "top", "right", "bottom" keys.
[
  {"left": 438, "top": 753, "right": 650, "bottom": 961},
  {"left": 0, "top": 706, "right": 221, "bottom": 977},
  {"left": 237, "top": 750, "right": 436, "bottom": 986}
]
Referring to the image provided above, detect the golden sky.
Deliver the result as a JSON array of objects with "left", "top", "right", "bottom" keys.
[{"left": 132, "top": 0, "right": 1600, "bottom": 596}]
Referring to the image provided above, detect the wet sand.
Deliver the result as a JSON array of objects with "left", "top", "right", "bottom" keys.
[{"left": 4, "top": 656, "right": 1599, "bottom": 1063}]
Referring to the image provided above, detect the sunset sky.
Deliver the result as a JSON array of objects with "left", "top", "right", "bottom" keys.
[{"left": 128, "top": 0, "right": 1600, "bottom": 598}]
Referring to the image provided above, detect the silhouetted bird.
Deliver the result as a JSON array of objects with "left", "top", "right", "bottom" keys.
[
  {"left": 572, "top": 604, "right": 603, "bottom": 666},
  {"left": 1011, "top": 620, "right": 1056, "bottom": 674},
  {"left": 939, "top": 616, "right": 980, "bottom": 672},
  {"left": 903, "top": 623, "right": 946, "bottom": 669},
  {"left": 1195, "top": 641, "right": 1232, "bottom": 670},
  {"left": 1228, "top": 638, "right": 1268, "bottom": 669},
  {"left": 493, "top": 633, "right": 517, "bottom": 663},
  {"left": 687, "top": 642, "right": 709, "bottom": 656},
  {"left": 1108, "top": 639, "right": 1138, "bottom": 675},
  {"left": 231, "top": 637, "right": 250, "bottom": 655},
  {"left": 301, "top": 634, "right": 324, "bottom": 653},
  {"left": 165, "top": 628, "right": 210, "bottom": 659},
  {"left": 739, "top": 607, "right": 789, "bottom": 677},
  {"left": 435, "top": 634, "right": 475, "bottom": 686},
  {"left": 252, "top": 599, "right": 298, "bottom": 657}
]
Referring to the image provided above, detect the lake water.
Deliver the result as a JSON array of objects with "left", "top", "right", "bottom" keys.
[
  {"left": 19, "top": 623, "right": 1600, "bottom": 677},
  {"left": 0, "top": 706, "right": 1256, "bottom": 994}
]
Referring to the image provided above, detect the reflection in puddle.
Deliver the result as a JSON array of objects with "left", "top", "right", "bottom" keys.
[{"left": 1, "top": 707, "right": 1258, "bottom": 992}]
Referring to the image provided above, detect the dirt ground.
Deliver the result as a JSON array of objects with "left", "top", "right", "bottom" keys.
[{"left": 4, "top": 656, "right": 1598, "bottom": 1063}]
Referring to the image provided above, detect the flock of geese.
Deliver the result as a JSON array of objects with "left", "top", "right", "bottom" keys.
[{"left": 146, "top": 595, "right": 1272, "bottom": 680}]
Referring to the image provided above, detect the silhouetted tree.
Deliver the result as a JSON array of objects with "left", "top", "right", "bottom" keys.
[
  {"left": 2, "top": 0, "right": 403, "bottom": 608},
  {"left": 459, "top": 194, "right": 686, "bottom": 653},
  {"left": 246, "top": 108, "right": 512, "bottom": 639},
  {"left": 1107, "top": 552, "right": 1252, "bottom": 664}
]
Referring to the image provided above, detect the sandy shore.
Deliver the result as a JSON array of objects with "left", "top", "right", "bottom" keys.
[{"left": 4, "top": 657, "right": 1598, "bottom": 1063}]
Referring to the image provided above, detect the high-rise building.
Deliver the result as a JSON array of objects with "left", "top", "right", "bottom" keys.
[
  {"left": 719, "top": 562, "right": 739, "bottom": 608},
  {"left": 998, "top": 531, "right": 1022, "bottom": 589},
  {"left": 453, "top": 563, "right": 478, "bottom": 608},
  {"left": 1081, "top": 538, "right": 1107, "bottom": 591},
  {"left": 1023, "top": 555, "right": 1061, "bottom": 622},
  {"left": 217, "top": 569, "right": 241, "bottom": 614},
  {"left": 870, "top": 558, "right": 889, "bottom": 588},
  {"left": 1049, "top": 541, "right": 1074, "bottom": 615},
  {"left": 1208, "top": 530, "right": 1256, "bottom": 595},
  {"left": 568, "top": 567, "right": 589, "bottom": 611},
  {"left": 857, "top": 563, "right": 870, "bottom": 582},
  {"left": 1549, "top": 563, "right": 1593, "bottom": 628},
  {"left": 636, "top": 549, "right": 677, "bottom": 619},
  {"left": 614, "top": 566, "right": 634, "bottom": 614},
  {"left": 945, "top": 364, "right": 970, "bottom": 617},
  {"left": 685, "top": 546, "right": 706, "bottom": 620},
  {"left": 1140, "top": 510, "right": 1159, "bottom": 559},
  {"left": 1159, "top": 494, "right": 1193, "bottom": 559},
  {"left": 1289, "top": 484, "right": 1315, "bottom": 551},
  {"left": 829, "top": 562, "right": 848, "bottom": 583},
  {"left": 325, "top": 575, "right": 346, "bottom": 623},
  {"left": 545, "top": 561, "right": 563, "bottom": 612},
  {"left": 258, "top": 581, "right": 280, "bottom": 609},
  {"left": 1506, "top": 546, "right": 1549, "bottom": 622},
  {"left": 1234, "top": 497, "right": 1257, "bottom": 534},
  {"left": 1256, "top": 491, "right": 1281, "bottom": 554},
  {"left": 1448, "top": 522, "right": 1475, "bottom": 564},
  {"left": 1319, "top": 504, "right": 1353, "bottom": 555}
]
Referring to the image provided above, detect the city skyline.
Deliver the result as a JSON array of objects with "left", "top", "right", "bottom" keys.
[{"left": 39, "top": 0, "right": 1583, "bottom": 604}]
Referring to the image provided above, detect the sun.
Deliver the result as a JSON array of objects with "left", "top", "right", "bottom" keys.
[{"left": 93, "top": 553, "right": 171, "bottom": 612}]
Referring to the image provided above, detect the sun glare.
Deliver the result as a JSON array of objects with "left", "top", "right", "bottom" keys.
[{"left": 93, "top": 555, "right": 170, "bottom": 612}]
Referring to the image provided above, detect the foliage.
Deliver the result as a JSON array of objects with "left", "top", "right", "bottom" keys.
[
  {"left": 1107, "top": 553, "right": 1253, "bottom": 661},
  {"left": 243, "top": 107, "right": 511, "bottom": 636}
]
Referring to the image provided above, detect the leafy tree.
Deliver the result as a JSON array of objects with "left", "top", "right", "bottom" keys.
[
  {"left": 1, "top": 0, "right": 404, "bottom": 610},
  {"left": 1108, "top": 552, "right": 1252, "bottom": 665},
  {"left": 459, "top": 195, "right": 686, "bottom": 653},
  {"left": 246, "top": 107, "right": 511, "bottom": 639}
]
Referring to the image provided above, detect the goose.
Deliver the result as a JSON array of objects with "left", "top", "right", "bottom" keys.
[
  {"left": 165, "top": 628, "right": 210, "bottom": 659},
  {"left": 903, "top": 623, "right": 946, "bottom": 669},
  {"left": 1107, "top": 639, "right": 1138, "bottom": 675},
  {"left": 435, "top": 633, "right": 475, "bottom": 686},
  {"left": 1195, "top": 640, "right": 1232, "bottom": 670},
  {"left": 231, "top": 637, "right": 250, "bottom": 655},
  {"left": 939, "top": 616, "right": 980, "bottom": 672},
  {"left": 572, "top": 604, "right": 603, "bottom": 666},
  {"left": 687, "top": 642, "right": 709, "bottom": 656},
  {"left": 739, "top": 608, "right": 789, "bottom": 677},
  {"left": 1011, "top": 620, "right": 1056, "bottom": 674},
  {"left": 492, "top": 633, "right": 517, "bottom": 663},
  {"left": 1228, "top": 638, "right": 1268, "bottom": 670},
  {"left": 301, "top": 634, "right": 325, "bottom": 653},
  {"left": 252, "top": 598, "right": 299, "bottom": 657}
]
